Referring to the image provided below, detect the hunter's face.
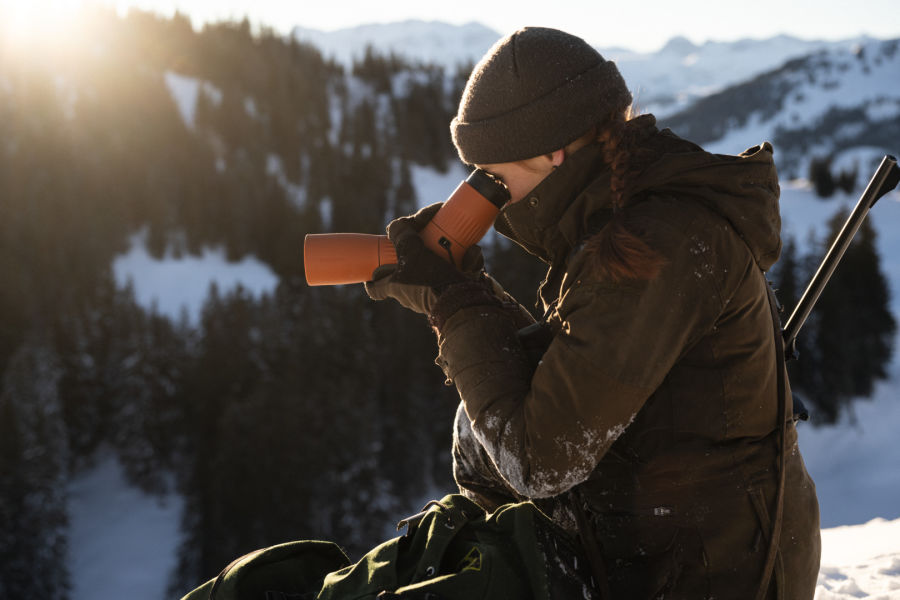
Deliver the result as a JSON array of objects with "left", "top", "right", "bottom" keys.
[{"left": 477, "top": 155, "right": 556, "bottom": 204}]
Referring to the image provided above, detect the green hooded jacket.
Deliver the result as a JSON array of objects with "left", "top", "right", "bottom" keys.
[{"left": 438, "top": 120, "right": 821, "bottom": 599}]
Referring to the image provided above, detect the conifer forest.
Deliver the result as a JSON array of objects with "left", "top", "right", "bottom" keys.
[{"left": 0, "top": 9, "right": 894, "bottom": 598}]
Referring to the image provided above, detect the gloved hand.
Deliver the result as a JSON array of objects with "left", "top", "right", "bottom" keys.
[{"left": 365, "top": 203, "right": 484, "bottom": 314}]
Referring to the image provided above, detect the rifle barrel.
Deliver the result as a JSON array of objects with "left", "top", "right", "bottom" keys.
[{"left": 782, "top": 155, "right": 900, "bottom": 352}]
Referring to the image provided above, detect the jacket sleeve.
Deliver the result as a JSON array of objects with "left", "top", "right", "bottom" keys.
[
  {"left": 451, "top": 401, "right": 525, "bottom": 511},
  {"left": 435, "top": 227, "right": 724, "bottom": 499}
]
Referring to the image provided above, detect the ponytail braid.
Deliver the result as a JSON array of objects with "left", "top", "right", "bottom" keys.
[{"left": 585, "top": 111, "right": 665, "bottom": 283}]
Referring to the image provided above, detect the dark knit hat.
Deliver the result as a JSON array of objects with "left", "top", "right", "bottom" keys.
[{"left": 451, "top": 27, "right": 632, "bottom": 165}]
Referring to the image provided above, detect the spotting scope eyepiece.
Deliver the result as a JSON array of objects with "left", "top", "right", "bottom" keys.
[{"left": 303, "top": 169, "right": 509, "bottom": 286}]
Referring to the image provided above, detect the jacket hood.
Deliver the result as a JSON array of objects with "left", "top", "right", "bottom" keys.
[{"left": 495, "top": 117, "right": 783, "bottom": 271}]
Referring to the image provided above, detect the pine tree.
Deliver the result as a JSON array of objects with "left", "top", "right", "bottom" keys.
[
  {"left": 788, "top": 210, "right": 896, "bottom": 422},
  {"left": 835, "top": 163, "right": 858, "bottom": 194},
  {"left": 0, "top": 340, "right": 70, "bottom": 599},
  {"left": 808, "top": 156, "right": 836, "bottom": 198}
]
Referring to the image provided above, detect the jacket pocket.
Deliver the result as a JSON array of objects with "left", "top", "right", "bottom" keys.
[{"left": 592, "top": 511, "right": 710, "bottom": 599}]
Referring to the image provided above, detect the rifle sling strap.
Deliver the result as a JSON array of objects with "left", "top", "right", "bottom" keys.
[{"left": 754, "top": 279, "right": 789, "bottom": 600}]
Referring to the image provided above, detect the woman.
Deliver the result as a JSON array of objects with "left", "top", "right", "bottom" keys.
[{"left": 366, "top": 27, "right": 820, "bottom": 599}]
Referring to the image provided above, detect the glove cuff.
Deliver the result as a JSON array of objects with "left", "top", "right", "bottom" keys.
[{"left": 428, "top": 279, "right": 501, "bottom": 331}]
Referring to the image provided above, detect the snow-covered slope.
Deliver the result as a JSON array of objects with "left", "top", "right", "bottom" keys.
[
  {"left": 664, "top": 38, "right": 900, "bottom": 177},
  {"left": 816, "top": 518, "right": 900, "bottom": 599},
  {"left": 68, "top": 454, "right": 183, "bottom": 600},
  {"left": 292, "top": 20, "right": 500, "bottom": 71},
  {"left": 285, "top": 22, "right": 899, "bottom": 184},
  {"left": 607, "top": 35, "right": 871, "bottom": 118},
  {"left": 291, "top": 21, "right": 874, "bottom": 121},
  {"left": 112, "top": 229, "right": 279, "bottom": 325}
]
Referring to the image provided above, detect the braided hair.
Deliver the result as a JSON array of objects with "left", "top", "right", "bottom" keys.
[{"left": 584, "top": 110, "right": 666, "bottom": 283}]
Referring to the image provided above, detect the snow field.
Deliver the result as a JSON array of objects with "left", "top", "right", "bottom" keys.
[
  {"left": 816, "top": 518, "right": 900, "bottom": 599},
  {"left": 111, "top": 228, "right": 280, "bottom": 325},
  {"left": 67, "top": 454, "right": 184, "bottom": 600}
]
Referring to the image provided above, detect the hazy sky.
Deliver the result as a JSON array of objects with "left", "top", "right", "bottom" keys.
[{"left": 17, "top": 0, "right": 900, "bottom": 52}]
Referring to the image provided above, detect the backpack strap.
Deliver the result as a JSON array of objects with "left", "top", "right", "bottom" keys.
[
  {"left": 197, "top": 541, "right": 350, "bottom": 600},
  {"left": 208, "top": 547, "right": 268, "bottom": 599}
]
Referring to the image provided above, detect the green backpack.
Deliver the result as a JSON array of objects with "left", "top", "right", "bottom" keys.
[{"left": 180, "top": 494, "right": 598, "bottom": 600}]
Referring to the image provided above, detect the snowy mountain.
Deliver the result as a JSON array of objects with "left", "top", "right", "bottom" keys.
[
  {"left": 292, "top": 21, "right": 898, "bottom": 178},
  {"left": 662, "top": 38, "right": 900, "bottom": 177},
  {"left": 292, "top": 21, "right": 874, "bottom": 120},
  {"left": 292, "top": 20, "right": 500, "bottom": 71},
  {"left": 289, "top": 20, "right": 898, "bottom": 193},
  {"left": 608, "top": 35, "right": 874, "bottom": 117}
]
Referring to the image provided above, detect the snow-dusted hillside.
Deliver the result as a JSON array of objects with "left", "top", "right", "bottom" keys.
[
  {"left": 292, "top": 20, "right": 499, "bottom": 71},
  {"left": 664, "top": 38, "right": 900, "bottom": 177},
  {"left": 607, "top": 35, "right": 870, "bottom": 117},
  {"left": 291, "top": 21, "right": 874, "bottom": 120},
  {"left": 288, "top": 21, "right": 898, "bottom": 182},
  {"left": 112, "top": 228, "right": 279, "bottom": 325},
  {"left": 68, "top": 454, "right": 183, "bottom": 600},
  {"left": 816, "top": 518, "right": 900, "bottom": 599}
]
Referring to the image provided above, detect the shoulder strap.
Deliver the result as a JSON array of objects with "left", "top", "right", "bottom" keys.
[{"left": 754, "top": 279, "right": 789, "bottom": 600}]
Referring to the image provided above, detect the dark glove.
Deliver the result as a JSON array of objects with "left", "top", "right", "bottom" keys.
[{"left": 365, "top": 203, "right": 484, "bottom": 314}]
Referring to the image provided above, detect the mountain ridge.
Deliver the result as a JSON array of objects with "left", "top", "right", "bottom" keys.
[
  {"left": 660, "top": 37, "right": 900, "bottom": 176},
  {"left": 290, "top": 19, "right": 897, "bottom": 177},
  {"left": 291, "top": 20, "right": 881, "bottom": 117}
]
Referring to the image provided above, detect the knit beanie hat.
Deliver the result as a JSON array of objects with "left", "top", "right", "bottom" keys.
[{"left": 451, "top": 27, "right": 632, "bottom": 165}]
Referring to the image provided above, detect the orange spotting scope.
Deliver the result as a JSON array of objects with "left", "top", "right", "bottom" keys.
[{"left": 304, "top": 169, "right": 510, "bottom": 286}]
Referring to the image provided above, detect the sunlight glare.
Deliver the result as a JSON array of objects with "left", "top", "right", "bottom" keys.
[{"left": 1, "top": 0, "right": 91, "bottom": 54}]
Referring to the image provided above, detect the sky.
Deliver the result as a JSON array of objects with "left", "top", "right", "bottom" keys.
[{"left": 5, "top": 0, "right": 899, "bottom": 53}]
